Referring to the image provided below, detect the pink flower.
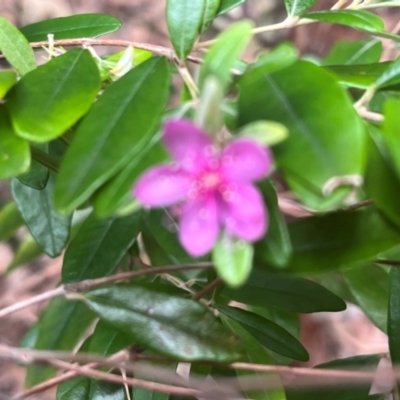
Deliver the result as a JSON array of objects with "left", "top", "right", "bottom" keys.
[{"left": 133, "top": 119, "right": 272, "bottom": 257}]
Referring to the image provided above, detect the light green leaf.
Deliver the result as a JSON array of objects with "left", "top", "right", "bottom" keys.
[
  {"left": 217, "top": 0, "right": 247, "bottom": 15},
  {"left": 20, "top": 13, "right": 121, "bottom": 42},
  {"left": 6, "top": 48, "right": 100, "bottom": 143},
  {"left": 82, "top": 282, "right": 242, "bottom": 362},
  {"left": 0, "top": 16, "right": 36, "bottom": 75},
  {"left": 375, "top": 57, "right": 400, "bottom": 90},
  {"left": 11, "top": 175, "right": 71, "bottom": 257},
  {"left": 237, "top": 120, "right": 288, "bottom": 146},
  {"left": 54, "top": 56, "right": 170, "bottom": 215},
  {"left": 284, "top": 0, "right": 318, "bottom": 17},
  {"left": 213, "top": 233, "right": 253, "bottom": 287},
  {"left": 382, "top": 99, "right": 400, "bottom": 178},
  {"left": 0, "top": 70, "right": 17, "bottom": 98}
]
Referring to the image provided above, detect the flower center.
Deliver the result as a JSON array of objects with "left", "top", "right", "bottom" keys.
[{"left": 201, "top": 171, "right": 221, "bottom": 190}]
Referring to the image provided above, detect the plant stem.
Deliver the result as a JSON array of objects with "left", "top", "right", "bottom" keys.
[{"left": 30, "top": 146, "right": 60, "bottom": 172}]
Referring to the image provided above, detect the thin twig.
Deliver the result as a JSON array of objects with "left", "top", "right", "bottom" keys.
[{"left": 192, "top": 278, "right": 223, "bottom": 301}]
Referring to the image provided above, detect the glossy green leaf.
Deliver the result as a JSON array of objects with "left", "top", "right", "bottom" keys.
[
  {"left": 199, "top": 0, "right": 220, "bottom": 33},
  {"left": 322, "top": 39, "right": 382, "bottom": 66},
  {"left": 18, "top": 143, "right": 49, "bottom": 189},
  {"left": 11, "top": 176, "right": 71, "bottom": 257},
  {"left": 55, "top": 56, "right": 170, "bottom": 215},
  {"left": 94, "top": 132, "right": 168, "bottom": 218},
  {"left": 217, "top": 0, "right": 247, "bottom": 15},
  {"left": 82, "top": 282, "right": 242, "bottom": 362},
  {"left": 166, "top": 0, "right": 205, "bottom": 60},
  {"left": 20, "top": 13, "right": 121, "bottom": 42},
  {"left": 0, "top": 70, "right": 17, "bottom": 98},
  {"left": 343, "top": 264, "right": 389, "bottom": 332},
  {"left": 62, "top": 211, "right": 141, "bottom": 283},
  {"left": 286, "top": 355, "right": 380, "bottom": 400},
  {"left": 217, "top": 305, "right": 308, "bottom": 361},
  {"left": 238, "top": 60, "right": 365, "bottom": 210},
  {"left": 375, "top": 56, "right": 400, "bottom": 89},
  {"left": 213, "top": 233, "right": 253, "bottom": 287},
  {"left": 0, "top": 202, "right": 24, "bottom": 241},
  {"left": 0, "top": 16, "right": 36, "bottom": 75},
  {"left": 389, "top": 267, "right": 400, "bottom": 390},
  {"left": 25, "top": 298, "right": 95, "bottom": 387},
  {"left": 222, "top": 316, "right": 287, "bottom": 400},
  {"left": 0, "top": 106, "right": 30, "bottom": 179},
  {"left": 305, "top": 10, "right": 384, "bottom": 32},
  {"left": 199, "top": 21, "right": 253, "bottom": 91},
  {"left": 284, "top": 0, "right": 317, "bottom": 16},
  {"left": 6, "top": 48, "right": 100, "bottom": 143},
  {"left": 254, "top": 180, "right": 292, "bottom": 268},
  {"left": 364, "top": 124, "right": 400, "bottom": 227},
  {"left": 223, "top": 269, "right": 346, "bottom": 313},
  {"left": 287, "top": 206, "right": 400, "bottom": 274}
]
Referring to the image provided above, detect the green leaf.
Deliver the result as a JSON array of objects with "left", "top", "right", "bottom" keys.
[
  {"left": 20, "top": 13, "right": 121, "bottom": 42},
  {"left": 284, "top": 0, "right": 317, "bottom": 17},
  {"left": 25, "top": 297, "right": 95, "bottom": 387},
  {"left": 305, "top": 10, "right": 384, "bottom": 32},
  {"left": 236, "top": 120, "right": 288, "bottom": 147},
  {"left": 54, "top": 56, "right": 170, "bottom": 215},
  {"left": 287, "top": 206, "right": 400, "bottom": 274},
  {"left": 381, "top": 99, "right": 400, "bottom": 176},
  {"left": 343, "top": 264, "right": 389, "bottom": 332},
  {"left": 199, "top": 0, "right": 221, "bottom": 33},
  {"left": 0, "top": 106, "right": 30, "bottom": 179},
  {"left": 62, "top": 211, "right": 141, "bottom": 283},
  {"left": 0, "top": 70, "right": 17, "bottom": 98},
  {"left": 18, "top": 143, "right": 49, "bottom": 189},
  {"left": 322, "top": 39, "right": 382, "bottom": 66},
  {"left": 199, "top": 21, "right": 253, "bottom": 91},
  {"left": 213, "top": 233, "right": 253, "bottom": 287},
  {"left": 375, "top": 56, "right": 400, "bottom": 89},
  {"left": 0, "top": 16, "right": 36, "bottom": 75},
  {"left": 94, "top": 130, "right": 168, "bottom": 218},
  {"left": 217, "top": 0, "right": 247, "bottom": 15},
  {"left": 238, "top": 60, "right": 365, "bottom": 210},
  {"left": 254, "top": 180, "right": 292, "bottom": 268},
  {"left": 217, "top": 305, "right": 308, "bottom": 361},
  {"left": 0, "top": 202, "right": 24, "bottom": 241},
  {"left": 389, "top": 267, "right": 400, "bottom": 391},
  {"left": 11, "top": 175, "right": 71, "bottom": 257},
  {"left": 7, "top": 232, "right": 44, "bottom": 271},
  {"left": 286, "top": 355, "right": 380, "bottom": 400},
  {"left": 166, "top": 0, "right": 205, "bottom": 60},
  {"left": 81, "top": 282, "right": 242, "bottom": 362},
  {"left": 364, "top": 124, "right": 400, "bottom": 227},
  {"left": 223, "top": 269, "right": 346, "bottom": 313},
  {"left": 6, "top": 48, "right": 101, "bottom": 143}
]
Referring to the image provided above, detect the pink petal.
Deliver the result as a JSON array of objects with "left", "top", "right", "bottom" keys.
[
  {"left": 221, "top": 138, "right": 271, "bottom": 182},
  {"left": 179, "top": 196, "right": 219, "bottom": 257},
  {"left": 221, "top": 182, "right": 267, "bottom": 241},
  {"left": 133, "top": 165, "right": 191, "bottom": 207},
  {"left": 164, "top": 119, "right": 214, "bottom": 172}
]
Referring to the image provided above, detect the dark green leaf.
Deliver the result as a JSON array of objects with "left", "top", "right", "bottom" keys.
[
  {"left": 6, "top": 48, "right": 100, "bottom": 143},
  {"left": 54, "top": 57, "right": 170, "bottom": 215},
  {"left": 343, "top": 264, "right": 389, "bottom": 332},
  {"left": 82, "top": 282, "right": 242, "bottom": 362},
  {"left": 11, "top": 175, "right": 71, "bottom": 257},
  {"left": 199, "top": 0, "right": 220, "bottom": 33},
  {"left": 238, "top": 60, "right": 365, "bottom": 210},
  {"left": 62, "top": 211, "right": 141, "bottom": 283},
  {"left": 305, "top": 10, "right": 384, "bottom": 32},
  {"left": 287, "top": 206, "right": 400, "bottom": 274},
  {"left": 223, "top": 269, "right": 346, "bottom": 313},
  {"left": 0, "top": 202, "right": 24, "bottom": 241},
  {"left": 199, "top": 21, "right": 252, "bottom": 91},
  {"left": 25, "top": 298, "right": 95, "bottom": 387},
  {"left": 0, "top": 16, "right": 36, "bottom": 75},
  {"left": 0, "top": 106, "right": 30, "bottom": 179},
  {"left": 166, "top": 0, "right": 205, "bottom": 60},
  {"left": 285, "top": 0, "right": 317, "bottom": 16},
  {"left": 286, "top": 355, "right": 380, "bottom": 400},
  {"left": 0, "top": 70, "right": 17, "bottom": 98},
  {"left": 217, "top": 0, "right": 247, "bottom": 15},
  {"left": 20, "top": 14, "right": 121, "bottom": 42},
  {"left": 389, "top": 267, "right": 400, "bottom": 390},
  {"left": 254, "top": 180, "right": 292, "bottom": 268},
  {"left": 322, "top": 39, "right": 382, "bottom": 66},
  {"left": 132, "top": 387, "right": 169, "bottom": 400},
  {"left": 217, "top": 305, "right": 308, "bottom": 361},
  {"left": 18, "top": 143, "right": 49, "bottom": 189}
]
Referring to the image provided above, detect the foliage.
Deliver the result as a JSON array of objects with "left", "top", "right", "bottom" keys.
[{"left": 0, "top": 1, "right": 400, "bottom": 399}]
